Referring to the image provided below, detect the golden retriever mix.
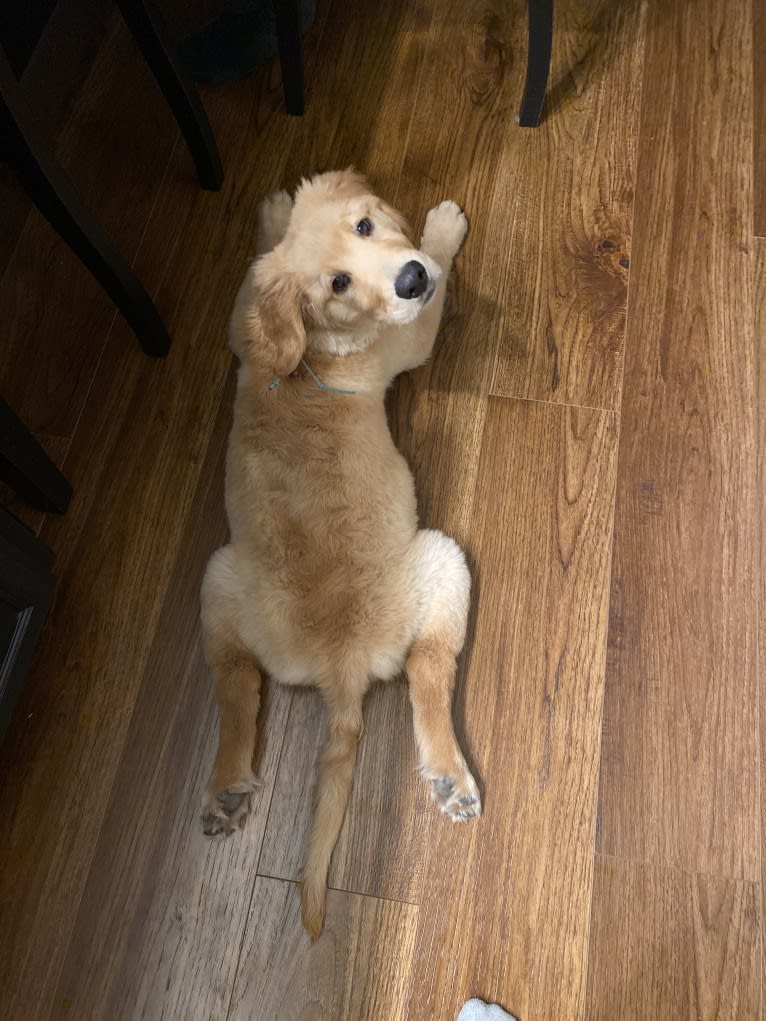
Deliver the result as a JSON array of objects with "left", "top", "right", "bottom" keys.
[{"left": 200, "top": 169, "right": 480, "bottom": 938}]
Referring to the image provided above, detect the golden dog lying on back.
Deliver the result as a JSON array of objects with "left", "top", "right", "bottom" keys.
[{"left": 200, "top": 169, "right": 480, "bottom": 938}]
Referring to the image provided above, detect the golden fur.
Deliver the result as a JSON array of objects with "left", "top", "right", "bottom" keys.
[{"left": 200, "top": 170, "right": 480, "bottom": 938}]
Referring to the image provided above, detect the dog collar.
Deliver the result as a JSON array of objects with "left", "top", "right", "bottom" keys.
[{"left": 268, "top": 359, "right": 357, "bottom": 397}]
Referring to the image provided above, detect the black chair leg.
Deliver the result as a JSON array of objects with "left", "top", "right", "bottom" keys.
[
  {"left": 116, "top": 0, "right": 224, "bottom": 189},
  {"left": 272, "top": 0, "right": 305, "bottom": 116},
  {"left": 519, "top": 0, "right": 553, "bottom": 127},
  {"left": 0, "top": 397, "right": 73, "bottom": 514},
  {"left": 0, "top": 47, "right": 171, "bottom": 357}
]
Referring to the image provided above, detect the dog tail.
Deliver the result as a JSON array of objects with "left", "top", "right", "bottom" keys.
[{"left": 300, "top": 706, "right": 363, "bottom": 939}]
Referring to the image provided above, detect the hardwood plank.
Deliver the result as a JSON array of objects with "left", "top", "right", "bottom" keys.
[
  {"left": 257, "top": 688, "right": 321, "bottom": 882},
  {"left": 487, "top": 0, "right": 645, "bottom": 409},
  {"left": 405, "top": 396, "right": 618, "bottom": 1021},
  {"left": 387, "top": 0, "right": 528, "bottom": 547},
  {"left": 258, "top": 680, "right": 429, "bottom": 903},
  {"left": 228, "top": 877, "right": 418, "bottom": 1021},
  {"left": 585, "top": 856, "right": 760, "bottom": 1020},
  {"left": 281, "top": 0, "right": 434, "bottom": 197},
  {"left": 596, "top": 0, "right": 758, "bottom": 880},
  {"left": 756, "top": 237, "right": 766, "bottom": 1016},
  {"left": 755, "top": 0, "right": 766, "bottom": 235},
  {"left": 0, "top": 67, "right": 303, "bottom": 1021},
  {"left": 48, "top": 372, "right": 287, "bottom": 1019}
]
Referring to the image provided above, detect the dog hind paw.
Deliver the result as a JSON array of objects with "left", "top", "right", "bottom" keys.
[
  {"left": 422, "top": 200, "right": 469, "bottom": 262},
  {"left": 430, "top": 769, "right": 482, "bottom": 822},
  {"left": 201, "top": 778, "right": 258, "bottom": 836}
]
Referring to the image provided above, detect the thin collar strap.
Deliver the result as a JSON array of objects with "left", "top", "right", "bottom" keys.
[{"left": 268, "top": 358, "right": 357, "bottom": 396}]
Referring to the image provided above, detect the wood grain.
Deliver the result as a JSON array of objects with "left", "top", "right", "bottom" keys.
[
  {"left": 0, "top": 49, "right": 305, "bottom": 1021},
  {"left": 0, "top": 0, "right": 760, "bottom": 1014},
  {"left": 258, "top": 680, "right": 429, "bottom": 903},
  {"left": 387, "top": 0, "right": 528, "bottom": 547},
  {"left": 48, "top": 372, "right": 285, "bottom": 1020},
  {"left": 281, "top": 0, "right": 434, "bottom": 197},
  {"left": 487, "top": 0, "right": 645, "bottom": 410},
  {"left": 595, "top": 0, "right": 758, "bottom": 881},
  {"left": 404, "top": 396, "right": 618, "bottom": 1021},
  {"left": 755, "top": 0, "right": 766, "bottom": 236},
  {"left": 228, "top": 877, "right": 418, "bottom": 1021},
  {"left": 756, "top": 237, "right": 766, "bottom": 1017},
  {"left": 585, "top": 856, "right": 760, "bottom": 1020}
]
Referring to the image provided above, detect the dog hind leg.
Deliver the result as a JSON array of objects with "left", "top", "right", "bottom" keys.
[
  {"left": 200, "top": 547, "right": 262, "bottom": 836},
  {"left": 405, "top": 529, "right": 481, "bottom": 821},
  {"left": 300, "top": 693, "right": 364, "bottom": 940}
]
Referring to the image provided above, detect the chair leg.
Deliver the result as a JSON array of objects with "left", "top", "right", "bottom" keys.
[
  {"left": 518, "top": 0, "right": 553, "bottom": 127},
  {"left": 0, "top": 397, "right": 72, "bottom": 514},
  {"left": 0, "top": 47, "right": 171, "bottom": 357},
  {"left": 272, "top": 0, "right": 305, "bottom": 116},
  {"left": 115, "top": 0, "right": 224, "bottom": 190}
]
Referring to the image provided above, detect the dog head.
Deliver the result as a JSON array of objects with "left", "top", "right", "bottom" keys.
[{"left": 231, "top": 170, "right": 441, "bottom": 377}]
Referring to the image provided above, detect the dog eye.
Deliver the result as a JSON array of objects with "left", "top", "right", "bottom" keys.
[
  {"left": 332, "top": 273, "right": 351, "bottom": 294},
  {"left": 356, "top": 218, "right": 373, "bottom": 237}
]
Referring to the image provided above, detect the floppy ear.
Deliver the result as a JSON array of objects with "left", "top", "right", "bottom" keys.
[{"left": 229, "top": 253, "right": 306, "bottom": 378}]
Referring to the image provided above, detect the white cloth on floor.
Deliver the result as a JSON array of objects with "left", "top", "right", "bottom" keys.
[{"left": 457, "top": 998, "right": 517, "bottom": 1021}]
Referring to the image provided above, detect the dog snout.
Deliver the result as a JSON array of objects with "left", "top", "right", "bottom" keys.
[{"left": 394, "top": 260, "right": 428, "bottom": 300}]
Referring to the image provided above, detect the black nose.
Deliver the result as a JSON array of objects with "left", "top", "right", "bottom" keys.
[{"left": 394, "top": 260, "right": 428, "bottom": 299}]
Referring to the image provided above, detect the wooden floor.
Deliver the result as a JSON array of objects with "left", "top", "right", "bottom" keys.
[{"left": 0, "top": 0, "right": 761, "bottom": 1017}]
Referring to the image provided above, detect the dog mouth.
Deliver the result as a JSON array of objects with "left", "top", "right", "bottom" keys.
[{"left": 423, "top": 281, "right": 436, "bottom": 305}]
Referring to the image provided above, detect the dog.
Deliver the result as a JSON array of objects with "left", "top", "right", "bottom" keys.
[{"left": 200, "top": 169, "right": 481, "bottom": 939}]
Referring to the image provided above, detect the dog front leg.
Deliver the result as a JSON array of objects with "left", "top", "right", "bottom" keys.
[
  {"left": 388, "top": 201, "right": 469, "bottom": 376},
  {"left": 256, "top": 189, "right": 294, "bottom": 255},
  {"left": 421, "top": 199, "right": 469, "bottom": 273}
]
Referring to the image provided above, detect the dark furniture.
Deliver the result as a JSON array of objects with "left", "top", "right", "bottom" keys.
[
  {"left": 0, "top": 397, "right": 70, "bottom": 744},
  {"left": 519, "top": 0, "right": 553, "bottom": 127},
  {"left": 0, "top": 0, "right": 305, "bottom": 357},
  {"left": 0, "top": 397, "right": 72, "bottom": 516},
  {"left": 0, "top": 394, "right": 71, "bottom": 748},
  {"left": 273, "top": 0, "right": 305, "bottom": 116},
  {"left": 0, "top": 506, "right": 55, "bottom": 744},
  {"left": 0, "top": 43, "right": 174, "bottom": 357}
]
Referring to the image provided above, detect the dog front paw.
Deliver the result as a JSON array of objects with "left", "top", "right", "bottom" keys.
[
  {"left": 256, "top": 189, "right": 294, "bottom": 253},
  {"left": 421, "top": 200, "right": 468, "bottom": 264}
]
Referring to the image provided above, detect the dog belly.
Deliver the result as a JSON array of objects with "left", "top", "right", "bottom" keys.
[{"left": 240, "top": 579, "right": 416, "bottom": 688}]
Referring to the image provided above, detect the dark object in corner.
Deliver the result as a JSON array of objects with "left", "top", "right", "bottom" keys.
[
  {"left": 0, "top": 45, "right": 172, "bottom": 357},
  {"left": 180, "top": 0, "right": 312, "bottom": 115},
  {"left": 0, "top": 397, "right": 72, "bottom": 515},
  {"left": 519, "top": 0, "right": 553, "bottom": 127},
  {"left": 0, "top": 398, "right": 69, "bottom": 745},
  {"left": 0, "top": 506, "right": 55, "bottom": 745},
  {"left": 0, "top": 0, "right": 228, "bottom": 358}
]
